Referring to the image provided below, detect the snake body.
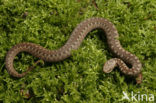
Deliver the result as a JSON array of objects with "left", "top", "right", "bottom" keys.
[{"left": 5, "top": 18, "right": 142, "bottom": 83}]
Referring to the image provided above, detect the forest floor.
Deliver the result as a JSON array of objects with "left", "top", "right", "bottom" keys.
[{"left": 0, "top": 0, "right": 156, "bottom": 102}]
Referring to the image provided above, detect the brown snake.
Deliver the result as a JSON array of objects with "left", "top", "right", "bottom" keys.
[{"left": 5, "top": 17, "right": 142, "bottom": 83}]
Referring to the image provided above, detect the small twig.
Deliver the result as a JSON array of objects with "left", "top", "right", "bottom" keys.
[
  {"left": 144, "top": 14, "right": 152, "bottom": 20},
  {"left": 154, "top": 26, "right": 156, "bottom": 32},
  {"left": 123, "top": 2, "right": 131, "bottom": 8},
  {"left": 92, "top": 0, "right": 99, "bottom": 10},
  {"left": 27, "top": 60, "right": 44, "bottom": 71},
  {"left": 22, "top": 12, "right": 28, "bottom": 18},
  {"left": 136, "top": 73, "right": 143, "bottom": 84},
  {"left": 20, "top": 89, "right": 31, "bottom": 99}
]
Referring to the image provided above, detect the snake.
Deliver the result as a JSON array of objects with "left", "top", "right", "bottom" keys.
[{"left": 5, "top": 17, "right": 142, "bottom": 83}]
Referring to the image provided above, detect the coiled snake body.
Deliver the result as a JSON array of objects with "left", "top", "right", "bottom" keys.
[{"left": 5, "top": 18, "right": 142, "bottom": 83}]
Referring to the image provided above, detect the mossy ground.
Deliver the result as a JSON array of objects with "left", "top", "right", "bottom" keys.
[{"left": 0, "top": 0, "right": 156, "bottom": 102}]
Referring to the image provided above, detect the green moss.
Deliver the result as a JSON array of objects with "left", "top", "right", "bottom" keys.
[{"left": 0, "top": 0, "right": 156, "bottom": 102}]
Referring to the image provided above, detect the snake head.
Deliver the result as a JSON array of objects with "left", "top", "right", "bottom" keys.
[{"left": 103, "top": 59, "right": 117, "bottom": 73}]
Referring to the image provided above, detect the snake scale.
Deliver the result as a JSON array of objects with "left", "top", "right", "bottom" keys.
[{"left": 5, "top": 17, "right": 142, "bottom": 83}]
